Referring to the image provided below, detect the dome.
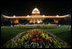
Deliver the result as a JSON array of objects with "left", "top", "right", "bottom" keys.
[{"left": 32, "top": 8, "right": 40, "bottom": 15}]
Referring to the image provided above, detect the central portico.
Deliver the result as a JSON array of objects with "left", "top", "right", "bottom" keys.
[{"left": 26, "top": 8, "right": 44, "bottom": 23}]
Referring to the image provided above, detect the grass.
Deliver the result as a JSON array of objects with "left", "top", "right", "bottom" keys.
[
  {"left": 1, "top": 25, "right": 71, "bottom": 46},
  {"left": 1, "top": 26, "right": 33, "bottom": 46}
]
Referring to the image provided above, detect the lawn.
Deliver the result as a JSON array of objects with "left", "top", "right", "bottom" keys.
[
  {"left": 1, "top": 25, "right": 71, "bottom": 46},
  {"left": 1, "top": 26, "right": 33, "bottom": 46}
]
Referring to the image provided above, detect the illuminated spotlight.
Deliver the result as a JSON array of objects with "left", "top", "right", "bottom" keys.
[
  {"left": 10, "top": 25, "right": 13, "bottom": 28},
  {"left": 58, "top": 24, "right": 61, "bottom": 27}
]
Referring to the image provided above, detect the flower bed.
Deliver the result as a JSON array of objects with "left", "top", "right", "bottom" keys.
[{"left": 1, "top": 29, "right": 70, "bottom": 48}]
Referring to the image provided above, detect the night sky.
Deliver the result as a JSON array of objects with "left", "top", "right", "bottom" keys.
[{"left": 1, "top": 0, "right": 71, "bottom": 16}]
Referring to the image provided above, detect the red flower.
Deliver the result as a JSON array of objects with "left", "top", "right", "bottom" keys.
[
  {"left": 32, "top": 38, "right": 37, "bottom": 42},
  {"left": 37, "top": 37, "right": 39, "bottom": 41},
  {"left": 39, "top": 39, "right": 43, "bottom": 43}
]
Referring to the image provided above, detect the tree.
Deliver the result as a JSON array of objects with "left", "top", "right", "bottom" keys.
[
  {"left": 1, "top": 15, "right": 10, "bottom": 26},
  {"left": 1, "top": 16, "right": 4, "bottom": 26}
]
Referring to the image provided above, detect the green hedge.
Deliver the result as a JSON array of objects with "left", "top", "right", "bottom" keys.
[{"left": 14, "top": 24, "right": 57, "bottom": 29}]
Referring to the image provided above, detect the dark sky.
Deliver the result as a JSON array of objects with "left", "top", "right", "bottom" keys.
[{"left": 1, "top": 0, "right": 71, "bottom": 16}]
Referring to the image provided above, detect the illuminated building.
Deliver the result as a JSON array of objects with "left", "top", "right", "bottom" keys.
[{"left": 2, "top": 8, "right": 69, "bottom": 24}]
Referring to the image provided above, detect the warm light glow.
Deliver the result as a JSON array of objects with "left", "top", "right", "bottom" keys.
[
  {"left": 64, "top": 14, "right": 69, "bottom": 16},
  {"left": 13, "top": 15, "right": 15, "bottom": 17},
  {"left": 15, "top": 19, "right": 19, "bottom": 23},
  {"left": 38, "top": 21, "right": 40, "bottom": 23},
  {"left": 56, "top": 15, "right": 59, "bottom": 17},
  {"left": 27, "top": 15, "right": 29, "bottom": 17},
  {"left": 32, "top": 8, "right": 40, "bottom": 14},
  {"left": 43, "top": 15, "right": 45, "bottom": 17},
  {"left": 54, "top": 19, "right": 58, "bottom": 23}
]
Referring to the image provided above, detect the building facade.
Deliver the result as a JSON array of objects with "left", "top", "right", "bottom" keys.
[{"left": 2, "top": 8, "right": 69, "bottom": 24}]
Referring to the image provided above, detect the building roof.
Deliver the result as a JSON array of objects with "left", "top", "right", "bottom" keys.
[
  {"left": 2, "top": 8, "right": 69, "bottom": 19},
  {"left": 2, "top": 14, "right": 69, "bottom": 19}
]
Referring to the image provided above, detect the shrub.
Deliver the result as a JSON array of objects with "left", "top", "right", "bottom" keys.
[{"left": 14, "top": 24, "right": 57, "bottom": 29}]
